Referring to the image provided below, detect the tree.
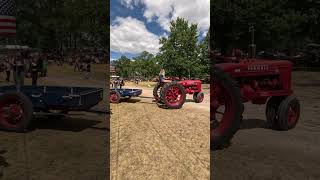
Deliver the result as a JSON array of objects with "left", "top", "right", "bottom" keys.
[
  {"left": 211, "top": 0, "right": 318, "bottom": 55},
  {"left": 158, "top": 17, "right": 199, "bottom": 78},
  {"left": 114, "top": 56, "right": 132, "bottom": 78}
]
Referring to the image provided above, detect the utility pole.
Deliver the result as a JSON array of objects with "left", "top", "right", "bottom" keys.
[{"left": 248, "top": 26, "right": 256, "bottom": 58}]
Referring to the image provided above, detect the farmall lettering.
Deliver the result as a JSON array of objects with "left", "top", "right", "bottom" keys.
[{"left": 247, "top": 65, "right": 269, "bottom": 71}]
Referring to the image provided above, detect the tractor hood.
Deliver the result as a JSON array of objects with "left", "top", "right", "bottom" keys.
[{"left": 215, "top": 59, "right": 292, "bottom": 77}]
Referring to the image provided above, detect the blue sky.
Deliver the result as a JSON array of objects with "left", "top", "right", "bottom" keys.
[{"left": 110, "top": 0, "right": 210, "bottom": 61}]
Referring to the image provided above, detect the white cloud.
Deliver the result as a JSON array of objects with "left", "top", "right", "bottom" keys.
[
  {"left": 110, "top": 16, "right": 160, "bottom": 54},
  {"left": 120, "top": 0, "right": 210, "bottom": 33}
]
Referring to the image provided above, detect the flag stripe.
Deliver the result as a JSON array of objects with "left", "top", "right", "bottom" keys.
[
  {"left": 0, "top": 22, "right": 16, "bottom": 26},
  {"left": 0, "top": 19, "right": 16, "bottom": 23},
  {"left": 0, "top": 26, "right": 16, "bottom": 29},
  {"left": 0, "top": 29, "right": 16, "bottom": 33},
  {"left": 0, "top": 15, "right": 16, "bottom": 20}
]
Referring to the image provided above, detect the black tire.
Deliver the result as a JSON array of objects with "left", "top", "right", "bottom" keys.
[
  {"left": 265, "top": 96, "right": 285, "bottom": 129},
  {"left": 153, "top": 83, "right": 161, "bottom": 101},
  {"left": 110, "top": 90, "right": 121, "bottom": 103},
  {"left": 277, "top": 95, "right": 300, "bottom": 130},
  {"left": 193, "top": 92, "right": 204, "bottom": 103},
  {"left": 0, "top": 92, "right": 33, "bottom": 132},
  {"left": 211, "top": 67, "right": 243, "bottom": 150},
  {"left": 160, "top": 82, "right": 186, "bottom": 109}
]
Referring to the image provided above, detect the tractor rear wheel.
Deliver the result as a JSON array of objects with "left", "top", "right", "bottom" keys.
[
  {"left": 160, "top": 82, "right": 186, "bottom": 109},
  {"left": 110, "top": 90, "right": 121, "bottom": 103},
  {"left": 0, "top": 92, "right": 33, "bottom": 132},
  {"left": 277, "top": 95, "right": 300, "bottom": 130},
  {"left": 193, "top": 92, "right": 204, "bottom": 103},
  {"left": 211, "top": 67, "right": 243, "bottom": 150}
]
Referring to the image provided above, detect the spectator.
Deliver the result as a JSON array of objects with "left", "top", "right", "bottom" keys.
[
  {"left": 13, "top": 52, "right": 26, "bottom": 90},
  {"left": 29, "top": 56, "right": 40, "bottom": 86},
  {"left": 4, "top": 59, "right": 12, "bottom": 82}
]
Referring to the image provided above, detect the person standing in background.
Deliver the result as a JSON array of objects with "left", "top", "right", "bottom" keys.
[
  {"left": 42, "top": 54, "right": 48, "bottom": 77},
  {"left": 4, "top": 58, "right": 12, "bottom": 82},
  {"left": 13, "top": 52, "right": 26, "bottom": 91},
  {"left": 29, "top": 55, "right": 39, "bottom": 86}
]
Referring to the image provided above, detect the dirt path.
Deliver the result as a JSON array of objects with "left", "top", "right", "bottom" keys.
[
  {"left": 211, "top": 71, "right": 320, "bottom": 180},
  {"left": 0, "top": 66, "right": 108, "bottom": 180},
  {"left": 110, "top": 83, "right": 210, "bottom": 179}
]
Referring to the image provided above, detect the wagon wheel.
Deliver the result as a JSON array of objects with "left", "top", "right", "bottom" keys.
[
  {"left": 160, "top": 82, "right": 186, "bottom": 109},
  {"left": 211, "top": 67, "right": 243, "bottom": 150},
  {"left": 0, "top": 92, "right": 33, "bottom": 132},
  {"left": 110, "top": 90, "right": 121, "bottom": 103}
]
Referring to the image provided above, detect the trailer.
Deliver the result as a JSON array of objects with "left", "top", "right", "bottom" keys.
[
  {"left": 0, "top": 85, "right": 104, "bottom": 132},
  {"left": 110, "top": 88, "right": 142, "bottom": 103}
]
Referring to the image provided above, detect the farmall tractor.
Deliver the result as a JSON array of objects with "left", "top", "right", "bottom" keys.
[
  {"left": 153, "top": 77, "right": 204, "bottom": 109},
  {"left": 211, "top": 51, "right": 301, "bottom": 150}
]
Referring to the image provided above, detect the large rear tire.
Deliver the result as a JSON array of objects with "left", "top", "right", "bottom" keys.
[
  {"left": 211, "top": 67, "right": 243, "bottom": 150},
  {"left": 0, "top": 92, "right": 33, "bottom": 132},
  {"left": 160, "top": 82, "right": 186, "bottom": 109}
]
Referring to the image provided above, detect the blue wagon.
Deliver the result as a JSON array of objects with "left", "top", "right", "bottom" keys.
[
  {"left": 0, "top": 85, "right": 104, "bottom": 132},
  {"left": 110, "top": 88, "right": 142, "bottom": 103}
]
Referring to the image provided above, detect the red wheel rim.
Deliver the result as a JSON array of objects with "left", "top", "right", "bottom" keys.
[
  {"left": 165, "top": 86, "right": 183, "bottom": 106},
  {"left": 110, "top": 92, "right": 119, "bottom": 103},
  {"left": 0, "top": 98, "right": 25, "bottom": 129},
  {"left": 288, "top": 106, "right": 298, "bottom": 126},
  {"left": 211, "top": 79, "right": 234, "bottom": 139}
]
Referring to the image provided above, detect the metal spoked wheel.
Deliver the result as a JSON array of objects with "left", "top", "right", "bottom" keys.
[
  {"left": 110, "top": 90, "right": 121, "bottom": 103},
  {"left": 160, "top": 82, "right": 186, "bottom": 109},
  {"left": 0, "top": 92, "right": 33, "bottom": 132}
]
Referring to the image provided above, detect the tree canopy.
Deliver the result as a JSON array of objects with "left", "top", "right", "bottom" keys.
[
  {"left": 211, "top": 0, "right": 320, "bottom": 55},
  {"left": 113, "top": 17, "right": 209, "bottom": 80},
  {"left": 13, "top": 0, "right": 108, "bottom": 51}
]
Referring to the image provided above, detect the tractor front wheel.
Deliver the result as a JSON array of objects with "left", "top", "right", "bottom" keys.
[
  {"left": 266, "top": 96, "right": 284, "bottom": 129},
  {"left": 193, "top": 92, "right": 204, "bottom": 103},
  {"left": 0, "top": 92, "right": 33, "bottom": 132},
  {"left": 160, "top": 82, "right": 186, "bottom": 109},
  {"left": 278, "top": 95, "right": 300, "bottom": 130}
]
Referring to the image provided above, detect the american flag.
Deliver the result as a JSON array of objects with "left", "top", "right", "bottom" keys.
[{"left": 0, "top": 0, "right": 16, "bottom": 36}]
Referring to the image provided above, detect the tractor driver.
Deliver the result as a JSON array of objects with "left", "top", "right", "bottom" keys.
[{"left": 159, "top": 68, "right": 170, "bottom": 83}]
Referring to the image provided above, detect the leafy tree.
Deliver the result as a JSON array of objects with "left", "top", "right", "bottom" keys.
[
  {"left": 158, "top": 17, "right": 199, "bottom": 78},
  {"left": 114, "top": 56, "right": 132, "bottom": 78}
]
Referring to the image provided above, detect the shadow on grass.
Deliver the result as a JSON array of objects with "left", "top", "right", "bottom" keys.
[
  {"left": 30, "top": 116, "right": 103, "bottom": 132},
  {"left": 211, "top": 119, "right": 268, "bottom": 151},
  {"left": 139, "top": 96, "right": 154, "bottom": 99},
  {"left": 120, "top": 98, "right": 141, "bottom": 103},
  {"left": 0, "top": 150, "right": 9, "bottom": 178},
  {"left": 240, "top": 118, "right": 267, "bottom": 129}
]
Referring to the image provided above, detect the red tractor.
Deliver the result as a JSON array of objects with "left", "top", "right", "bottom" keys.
[
  {"left": 153, "top": 77, "right": 204, "bottom": 109},
  {"left": 211, "top": 54, "right": 300, "bottom": 150}
]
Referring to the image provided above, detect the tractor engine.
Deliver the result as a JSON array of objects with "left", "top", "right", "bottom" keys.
[
  {"left": 215, "top": 59, "right": 293, "bottom": 104},
  {"left": 177, "top": 80, "right": 202, "bottom": 94}
]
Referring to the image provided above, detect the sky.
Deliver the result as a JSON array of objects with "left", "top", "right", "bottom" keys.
[{"left": 110, "top": 0, "right": 210, "bottom": 61}]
